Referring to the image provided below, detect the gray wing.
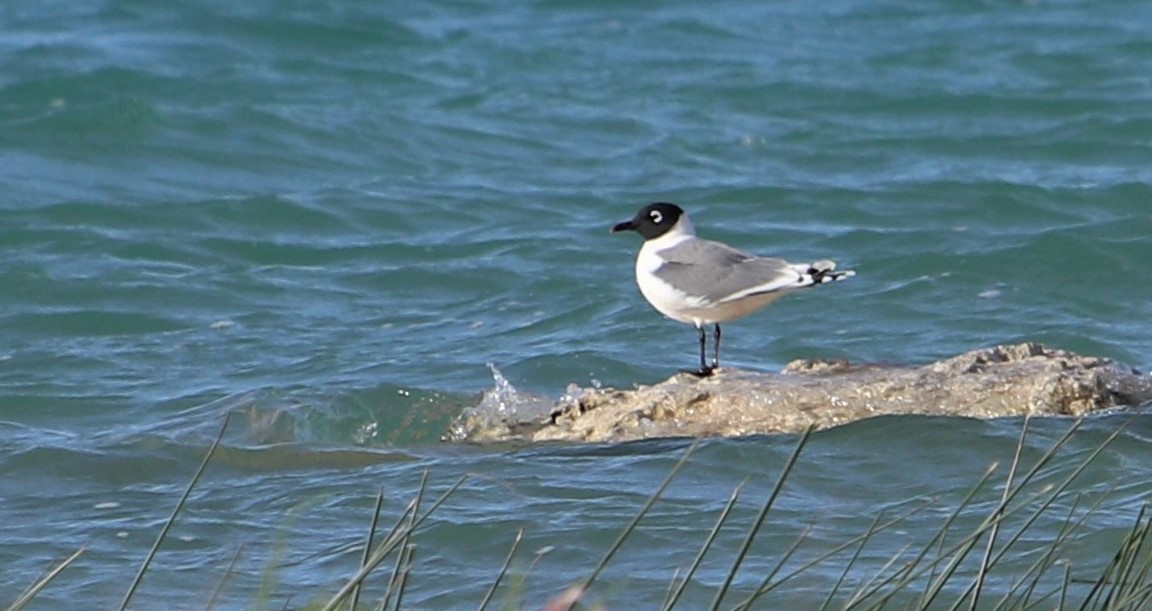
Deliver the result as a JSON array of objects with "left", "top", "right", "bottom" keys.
[{"left": 653, "top": 238, "right": 804, "bottom": 304}]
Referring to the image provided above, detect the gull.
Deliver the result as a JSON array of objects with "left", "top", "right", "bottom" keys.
[{"left": 611, "top": 202, "right": 854, "bottom": 376}]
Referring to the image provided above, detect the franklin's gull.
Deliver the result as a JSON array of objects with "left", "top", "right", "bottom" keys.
[{"left": 611, "top": 202, "right": 854, "bottom": 376}]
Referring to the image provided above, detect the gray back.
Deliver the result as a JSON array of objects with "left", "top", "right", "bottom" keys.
[{"left": 653, "top": 238, "right": 796, "bottom": 304}]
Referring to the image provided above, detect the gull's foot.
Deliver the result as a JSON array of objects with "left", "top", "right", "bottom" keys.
[{"left": 681, "top": 366, "right": 715, "bottom": 378}]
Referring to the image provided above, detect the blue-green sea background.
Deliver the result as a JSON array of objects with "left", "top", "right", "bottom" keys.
[{"left": 5, "top": 0, "right": 1152, "bottom": 608}]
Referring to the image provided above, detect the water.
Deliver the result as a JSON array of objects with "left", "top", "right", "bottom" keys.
[{"left": 4, "top": 0, "right": 1152, "bottom": 607}]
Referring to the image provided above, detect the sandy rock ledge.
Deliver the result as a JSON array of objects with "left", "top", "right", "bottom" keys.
[{"left": 446, "top": 343, "right": 1152, "bottom": 445}]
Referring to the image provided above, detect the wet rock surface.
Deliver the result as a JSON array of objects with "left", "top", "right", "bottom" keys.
[{"left": 445, "top": 343, "right": 1152, "bottom": 445}]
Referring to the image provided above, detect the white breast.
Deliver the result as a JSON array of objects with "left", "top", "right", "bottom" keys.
[{"left": 634, "top": 234, "right": 702, "bottom": 326}]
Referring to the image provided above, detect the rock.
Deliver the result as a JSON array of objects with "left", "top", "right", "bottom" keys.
[{"left": 444, "top": 343, "right": 1152, "bottom": 445}]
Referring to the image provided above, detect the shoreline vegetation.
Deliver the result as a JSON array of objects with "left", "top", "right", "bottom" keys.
[{"left": 9, "top": 413, "right": 1152, "bottom": 610}]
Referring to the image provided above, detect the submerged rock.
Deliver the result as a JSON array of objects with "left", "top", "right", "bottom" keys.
[{"left": 445, "top": 343, "right": 1152, "bottom": 445}]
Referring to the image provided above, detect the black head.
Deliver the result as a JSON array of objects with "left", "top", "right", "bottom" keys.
[{"left": 610, "top": 202, "right": 684, "bottom": 240}]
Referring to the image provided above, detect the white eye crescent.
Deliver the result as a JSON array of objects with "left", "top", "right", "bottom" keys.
[{"left": 649, "top": 210, "right": 663, "bottom": 224}]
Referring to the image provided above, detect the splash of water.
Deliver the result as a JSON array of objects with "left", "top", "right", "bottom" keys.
[{"left": 442, "top": 364, "right": 555, "bottom": 443}]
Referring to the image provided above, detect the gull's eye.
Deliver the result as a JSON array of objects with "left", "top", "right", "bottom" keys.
[{"left": 649, "top": 210, "right": 663, "bottom": 224}]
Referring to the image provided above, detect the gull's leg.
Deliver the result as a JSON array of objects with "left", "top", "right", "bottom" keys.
[
  {"left": 681, "top": 322, "right": 709, "bottom": 375},
  {"left": 712, "top": 324, "right": 721, "bottom": 370},
  {"left": 697, "top": 324, "right": 707, "bottom": 372},
  {"left": 685, "top": 324, "right": 714, "bottom": 377}
]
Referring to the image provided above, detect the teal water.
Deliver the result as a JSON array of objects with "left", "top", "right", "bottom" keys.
[{"left": 4, "top": 0, "right": 1152, "bottom": 607}]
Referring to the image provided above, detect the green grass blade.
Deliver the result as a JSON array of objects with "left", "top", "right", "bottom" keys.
[
  {"left": 872, "top": 417, "right": 1123, "bottom": 610},
  {"left": 967, "top": 416, "right": 1032, "bottom": 611},
  {"left": 320, "top": 474, "right": 470, "bottom": 611},
  {"left": 916, "top": 418, "right": 1097, "bottom": 608},
  {"left": 728, "top": 499, "right": 932, "bottom": 609},
  {"left": 708, "top": 427, "right": 812, "bottom": 611},
  {"left": 1113, "top": 506, "right": 1152, "bottom": 608},
  {"left": 819, "top": 509, "right": 890, "bottom": 611},
  {"left": 730, "top": 524, "right": 812, "bottom": 611},
  {"left": 851, "top": 461, "right": 1007, "bottom": 611},
  {"left": 379, "top": 528, "right": 411, "bottom": 611},
  {"left": 385, "top": 544, "right": 416, "bottom": 611},
  {"left": 504, "top": 542, "right": 555, "bottom": 609},
  {"left": 1059, "top": 562, "right": 1071, "bottom": 610},
  {"left": 205, "top": 543, "right": 245, "bottom": 611},
  {"left": 380, "top": 472, "right": 426, "bottom": 611},
  {"left": 1085, "top": 503, "right": 1152, "bottom": 610},
  {"left": 351, "top": 488, "right": 386, "bottom": 611},
  {"left": 662, "top": 484, "right": 742, "bottom": 611},
  {"left": 857, "top": 463, "right": 1000, "bottom": 609},
  {"left": 477, "top": 529, "right": 524, "bottom": 611},
  {"left": 842, "top": 543, "right": 914, "bottom": 609},
  {"left": 1114, "top": 510, "right": 1152, "bottom": 609},
  {"left": 560, "top": 440, "right": 699, "bottom": 611},
  {"left": 119, "top": 412, "right": 230, "bottom": 611},
  {"left": 6, "top": 546, "right": 87, "bottom": 611},
  {"left": 991, "top": 491, "right": 1095, "bottom": 609}
]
